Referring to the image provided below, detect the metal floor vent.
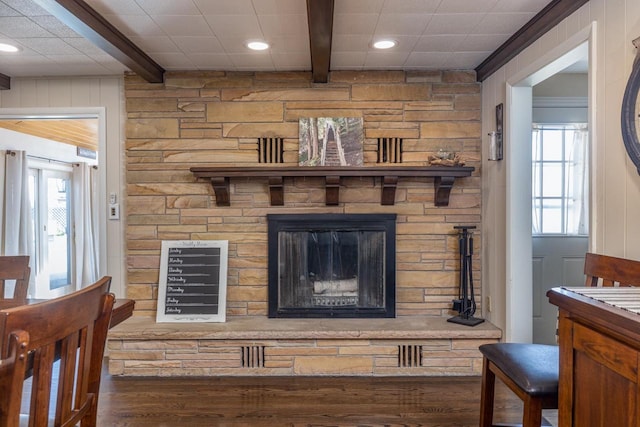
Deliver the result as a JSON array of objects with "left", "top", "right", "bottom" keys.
[
  {"left": 398, "top": 344, "right": 423, "bottom": 367},
  {"left": 258, "top": 137, "right": 284, "bottom": 163},
  {"left": 241, "top": 345, "right": 266, "bottom": 368},
  {"left": 377, "top": 138, "right": 403, "bottom": 163}
]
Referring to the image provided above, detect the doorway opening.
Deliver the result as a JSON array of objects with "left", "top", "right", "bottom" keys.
[
  {"left": 531, "top": 73, "right": 590, "bottom": 344},
  {"left": 505, "top": 24, "right": 594, "bottom": 343},
  {"left": 0, "top": 109, "right": 105, "bottom": 299}
]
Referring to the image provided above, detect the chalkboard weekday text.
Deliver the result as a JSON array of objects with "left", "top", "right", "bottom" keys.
[{"left": 156, "top": 240, "right": 228, "bottom": 322}]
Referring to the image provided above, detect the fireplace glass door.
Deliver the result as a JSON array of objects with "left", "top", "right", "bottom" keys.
[{"left": 268, "top": 214, "right": 396, "bottom": 318}]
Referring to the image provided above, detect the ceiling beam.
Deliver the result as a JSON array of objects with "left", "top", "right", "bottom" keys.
[
  {"left": 475, "top": 0, "right": 590, "bottom": 82},
  {"left": 0, "top": 73, "right": 9, "bottom": 90},
  {"left": 307, "top": 0, "right": 334, "bottom": 83},
  {"left": 32, "top": 0, "right": 165, "bottom": 83}
]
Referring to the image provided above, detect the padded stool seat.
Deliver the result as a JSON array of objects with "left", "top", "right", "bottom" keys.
[
  {"left": 479, "top": 343, "right": 559, "bottom": 427},
  {"left": 480, "top": 343, "right": 559, "bottom": 396}
]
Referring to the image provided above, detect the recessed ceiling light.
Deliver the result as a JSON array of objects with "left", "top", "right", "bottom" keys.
[
  {"left": 246, "top": 41, "right": 270, "bottom": 51},
  {"left": 0, "top": 43, "right": 19, "bottom": 53},
  {"left": 372, "top": 39, "right": 397, "bottom": 50}
]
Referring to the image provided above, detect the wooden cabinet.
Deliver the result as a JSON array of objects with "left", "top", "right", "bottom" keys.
[{"left": 548, "top": 287, "right": 640, "bottom": 426}]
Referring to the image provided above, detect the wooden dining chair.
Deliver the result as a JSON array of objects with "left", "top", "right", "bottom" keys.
[
  {"left": 0, "top": 256, "right": 30, "bottom": 303},
  {"left": 0, "top": 276, "right": 114, "bottom": 427},
  {"left": 0, "top": 330, "right": 29, "bottom": 427},
  {"left": 478, "top": 252, "right": 640, "bottom": 427}
]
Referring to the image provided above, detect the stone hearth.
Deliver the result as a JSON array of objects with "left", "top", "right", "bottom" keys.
[{"left": 107, "top": 317, "right": 500, "bottom": 376}]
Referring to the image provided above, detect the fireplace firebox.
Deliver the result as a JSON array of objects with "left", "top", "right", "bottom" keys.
[{"left": 267, "top": 214, "right": 396, "bottom": 318}]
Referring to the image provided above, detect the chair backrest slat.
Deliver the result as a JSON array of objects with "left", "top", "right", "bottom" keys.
[
  {"left": 584, "top": 252, "right": 640, "bottom": 287},
  {"left": 0, "top": 276, "right": 114, "bottom": 427},
  {"left": 0, "top": 330, "right": 29, "bottom": 427},
  {"left": 0, "top": 256, "right": 30, "bottom": 303},
  {"left": 31, "top": 344, "right": 56, "bottom": 426}
]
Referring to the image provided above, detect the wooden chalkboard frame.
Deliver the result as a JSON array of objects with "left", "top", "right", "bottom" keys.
[{"left": 156, "top": 240, "right": 228, "bottom": 323}]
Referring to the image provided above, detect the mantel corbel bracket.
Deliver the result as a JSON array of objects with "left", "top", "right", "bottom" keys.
[
  {"left": 210, "top": 177, "right": 230, "bottom": 206},
  {"left": 434, "top": 176, "right": 456, "bottom": 207},
  {"left": 268, "top": 176, "right": 284, "bottom": 205},
  {"left": 325, "top": 176, "right": 340, "bottom": 205},
  {"left": 381, "top": 176, "right": 398, "bottom": 205}
]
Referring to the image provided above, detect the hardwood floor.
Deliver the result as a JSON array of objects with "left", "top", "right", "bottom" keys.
[{"left": 97, "top": 368, "right": 558, "bottom": 426}]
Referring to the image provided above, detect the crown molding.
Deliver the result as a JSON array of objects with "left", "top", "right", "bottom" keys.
[{"left": 475, "top": 0, "right": 590, "bottom": 82}]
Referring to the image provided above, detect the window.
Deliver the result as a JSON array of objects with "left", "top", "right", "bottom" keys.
[
  {"left": 532, "top": 124, "right": 589, "bottom": 235},
  {"left": 28, "top": 164, "right": 74, "bottom": 298}
]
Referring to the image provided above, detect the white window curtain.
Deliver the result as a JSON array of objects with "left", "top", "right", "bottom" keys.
[
  {"left": 3, "top": 150, "right": 35, "bottom": 296},
  {"left": 568, "top": 124, "right": 589, "bottom": 235},
  {"left": 532, "top": 128, "right": 541, "bottom": 234},
  {"left": 72, "top": 163, "right": 99, "bottom": 288},
  {"left": 532, "top": 124, "right": 589, "bottom": 235}
]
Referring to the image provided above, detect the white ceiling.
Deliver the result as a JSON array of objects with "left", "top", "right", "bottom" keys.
[{"left": 0, "top": 0, "right": 556, "bottom": 78}]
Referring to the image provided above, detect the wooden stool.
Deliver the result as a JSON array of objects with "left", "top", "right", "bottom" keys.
[{"left": 479, "top": 343, "right": 558, "bottom": 427}]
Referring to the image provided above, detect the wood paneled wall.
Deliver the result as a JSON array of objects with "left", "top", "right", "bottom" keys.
[{"left": 481, "top": 0, "right": 640, "bottom": 339}]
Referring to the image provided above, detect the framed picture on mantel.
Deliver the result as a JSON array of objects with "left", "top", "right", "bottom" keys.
[
  {"left": 156, "top": 240, "right": 228, "bottom": 323},
  {"left": 299, "top": 117, "right": 364, "bottom": 166}
]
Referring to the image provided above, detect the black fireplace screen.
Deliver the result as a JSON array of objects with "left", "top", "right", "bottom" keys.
[{"left": 267, "top": 214, "right": 396, "bottom": 318}]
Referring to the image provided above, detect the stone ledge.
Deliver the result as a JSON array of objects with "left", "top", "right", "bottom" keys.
[
  {"left": 107, "top": 316, "right": 501, "bottom": 376},
  {"left": 109, "top": 315, "right": 502, "bottom": 341}
]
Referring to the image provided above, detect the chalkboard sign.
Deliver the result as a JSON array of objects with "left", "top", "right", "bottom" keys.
[{"left": 156, "top": 240, "right": 228, "bottom": 323}]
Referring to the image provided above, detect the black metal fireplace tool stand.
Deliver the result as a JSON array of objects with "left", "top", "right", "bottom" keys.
[{"left": 447, "top": 225, "right": 484, "bottom": 326}]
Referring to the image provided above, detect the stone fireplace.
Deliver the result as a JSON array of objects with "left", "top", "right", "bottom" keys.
[
  {"left": 109, "top": 70, "right": 500, "bottom": 378},
  {"left": 267, "top": 214, "right": 396, "bottom": 318}
]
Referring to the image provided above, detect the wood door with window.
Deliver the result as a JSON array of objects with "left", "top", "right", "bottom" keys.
[
  {"left": 29, "top": 167, "right": 74, "bottom": 298},
  {"left": 532, "top": 124, "right": 589, "bottom": 344},
  {"left": 533, "top": 236, "right": 587, "bottom": 344}
]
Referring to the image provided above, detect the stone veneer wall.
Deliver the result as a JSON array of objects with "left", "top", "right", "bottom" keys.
[
  {"left": 124, "top": 70, "right": 482, "bottom": 318},
  {"left": 111, "top": 70, "right": 492, "bottom": 377}
]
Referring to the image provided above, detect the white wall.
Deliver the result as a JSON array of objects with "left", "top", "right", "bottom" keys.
[
  {"left": 533, "top": 73, "right": 589, "bottom": 97},
  {"left": 481, "top": 0, "right": 640, "bottom": 338},
  {"left": 0, "top": 77, "right": 126, "bottom": 297},
  {"left": 533, "top": 73, "right": 588, "bottom": 123}
]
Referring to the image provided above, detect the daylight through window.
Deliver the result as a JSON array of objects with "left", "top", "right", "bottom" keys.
[{"left": 532, "top": 124, "right": 589, "bottom": 235}]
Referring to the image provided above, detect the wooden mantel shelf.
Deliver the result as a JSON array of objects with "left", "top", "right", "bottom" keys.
[{"left": 190, "top": 166, "right": 474, "bottom": 207}]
